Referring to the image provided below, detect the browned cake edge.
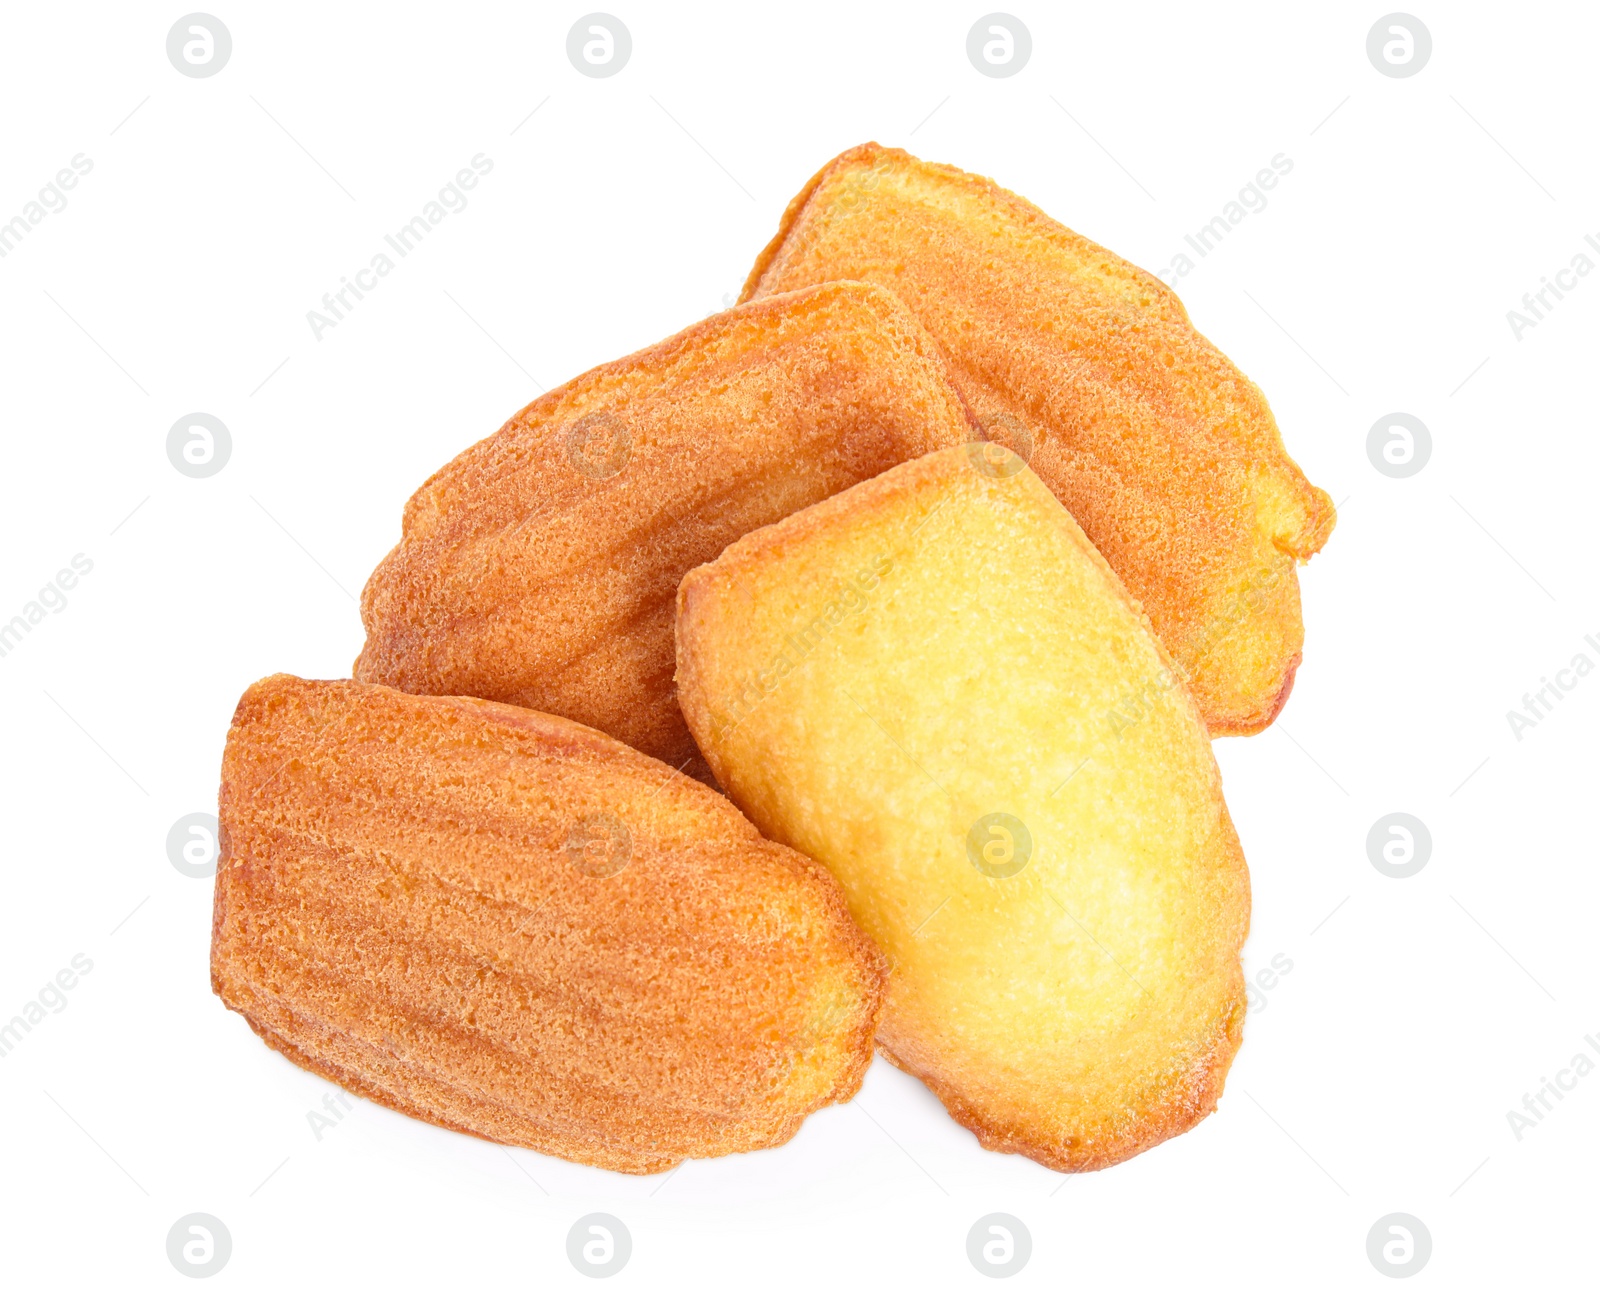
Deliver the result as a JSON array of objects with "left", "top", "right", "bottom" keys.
[{"left": 878, "top": 990, "right": 1245, "bottom": 1173}]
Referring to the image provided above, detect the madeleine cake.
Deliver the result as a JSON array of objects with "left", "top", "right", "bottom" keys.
[
  {"left": 676, "top": 445, "right": 1250, "bottom": 1171},
  {"left": 355, "top": 280, "right": 977, "bottom": 774},
  {"left": 211, "top": 674, "right": 885, "bottom": 1174}
]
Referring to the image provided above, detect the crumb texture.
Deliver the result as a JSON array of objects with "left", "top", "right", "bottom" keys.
[
  {"left": 211, "top": 675, "right": 885, "bottom": 1174},
  {"left": 676, "top": 447, "right": 1250, "bottom": 1171},
  {"left": 742, "top": 144, "right": 1335, "bottom": 734}
]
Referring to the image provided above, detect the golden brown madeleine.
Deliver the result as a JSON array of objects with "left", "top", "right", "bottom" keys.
[
  {"left": 676, "top": 446, "right": 1249, "bottom": 1172},
  {"left": 741, "top": 143, "right": 1335, "bottom": 735},
  {"left": 211, "top": 674, "right": 884, "bottom": 1175},
  {"left": 355, "top": 281, "right": 977, "bottom": 772}
]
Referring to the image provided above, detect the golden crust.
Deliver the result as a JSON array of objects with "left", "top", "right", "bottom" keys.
[
  {"left": 211, "top": 674, "right": 885, "bottom": 1175},
  {"left": 740, "top": 143, "right": 1335, "bottom": 735},
  {"left": 354, "top": 281, "right": 978, "bottom": 772},
  {"left": 675, "top": 446, "right": 1250, "bottom": 1172}
]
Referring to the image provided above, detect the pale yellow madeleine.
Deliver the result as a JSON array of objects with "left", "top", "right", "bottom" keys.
[{"left": 675, "top": 445, "right": 1250, "bottom": 1171}]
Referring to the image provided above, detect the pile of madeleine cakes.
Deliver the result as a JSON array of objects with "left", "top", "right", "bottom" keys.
[{"left": 212, "top": 144, "right": 1333, "bottom": 1175}]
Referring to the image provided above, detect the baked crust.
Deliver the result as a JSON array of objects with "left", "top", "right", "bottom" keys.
[
  {"left": 211, "top": 674, "right": 885, "bottom": 1174},
  {"left": 740, "top": 143, "right": 1335, "bottom": 735},
  {"left": 354, "top": 281, "right": 977, "bottom": 772},
  {"left": 675, "top": 446, "right": 1250, "bottom": 1172}
]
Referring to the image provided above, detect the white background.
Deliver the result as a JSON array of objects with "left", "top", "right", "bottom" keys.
[{"left": 1, "top": 1, "right": 1595, "bottom": 1287}]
